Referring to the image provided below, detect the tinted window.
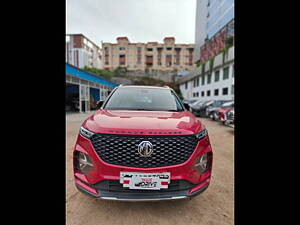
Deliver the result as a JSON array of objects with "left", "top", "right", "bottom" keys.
[{"left": 104, "top": 87, "right": 184, "bottom": 111}]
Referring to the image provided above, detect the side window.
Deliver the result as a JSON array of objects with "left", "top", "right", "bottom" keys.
[{"left": 172, "top": 92, "right": 184, "bottom": 111}]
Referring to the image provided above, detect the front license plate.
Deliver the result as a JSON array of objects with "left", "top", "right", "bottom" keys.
[{"left": 120, "top": 172, "right": 170, "bottom": 190}]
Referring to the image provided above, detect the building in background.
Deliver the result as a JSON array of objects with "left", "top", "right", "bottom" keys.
[
  {"left": 194, "top": 0, "right": 208, "bottom": 62},
  {"left": 179, "top": 46, "right": 234, "bottom": 101},
  {"left": 66, "top": 34, "right": 103, "bottom": 69},
  {"left": 102, "top": 37, "right": 195, "bottom": 72},
  {"left": 178, "top": 0, "right": 234, "bottom": 101},
  {"left": 66, "top": 63, "right": 117, "bottom": 113},
  {"left": 194, "top": 0, "right": 234, "bottom": 63}
]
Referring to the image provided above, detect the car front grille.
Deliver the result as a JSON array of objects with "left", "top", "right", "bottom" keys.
[{"left": 90, "top": 134, "right": 198, "bottom": 168}]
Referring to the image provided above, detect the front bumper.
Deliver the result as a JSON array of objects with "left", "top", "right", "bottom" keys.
[{"left": 75, "top": 179, "right": 210, "bottom": 201}]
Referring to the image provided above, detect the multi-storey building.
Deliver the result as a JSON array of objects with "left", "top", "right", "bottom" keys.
[
  {"left": 102, "top": 37, "right": 195, "bottom": 71},
  {"left": 194, "top": 0, "right": 234, "bottom": 62},
  {"left": 66, "top": 34, "right": 103, "bottom": 69},
  {"left": 179, "top": 0, "right": 234, "bottom": 101}
]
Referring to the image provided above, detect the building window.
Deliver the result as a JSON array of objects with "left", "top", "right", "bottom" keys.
[
  {"left": 119, "top": 54, "right": 126, "bottom": 65},
  {"left": 231, "top": 85, "right": 234, "bottom": 95},
  {"left": 207, "top": 73, "right": 212, "bottom": 84},
  {"left": 185, "top": 82, "right": 188, "bottom": 89},
  {"left": 207, "top": 90, "right": 211, "bottom": 96},
  {"left": 104, "top": 47, "right": 108, "bottom": 50},
  {"left": 214, "top": 89, "right": 219, "bottom": 96},
  {"left": 166, "top": 47, "right": 172, "bottom": 51},
  {"left": 214, "top": 70, "right": 220, "bottom": 82},
  {"left": 223, "top": 67, "right": 229, "bottom": 80},
  {"left": 196, "top": 77, "right": 199, "bottom": 87},
  {"left": 137, "top": 47, "right": 142, "bottom": 51},
  {"left": 201, "top": 91, "right": 205, "bottom": 97},
  {"left": 119, "top": 47, "right": 126, "bottom": 51},
  {"left": 201, "top": 75, "right": 205, "bottom": 85},
  {"left": 147, "top": 48, "right": 153, "bottom": 51},
  {"left": 232, "top": 65, "right": 234, "bottom": 77},
  {"left": 222, "top": 87, "right": 228, "bottom": 95}
]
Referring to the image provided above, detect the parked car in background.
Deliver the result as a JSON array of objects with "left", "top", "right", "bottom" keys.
[
  {"left": 182, "top": 99, "right": 198, "bottom": 108},
  {"left": 198, "top": 100, "right": 229, "bottom": 118},
  {"left": 224, "top": 108, "right": 234, "bottom": 127},
  {"left": 212, "top": 101, "right": 234, "bottom": 120},
  {"left": 190, "top": 100, "right": 205, "bottom": 115}
]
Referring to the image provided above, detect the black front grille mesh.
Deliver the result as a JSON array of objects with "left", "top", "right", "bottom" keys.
[{"left": 90, "top": 134, "right": 198, "bottom": 168}]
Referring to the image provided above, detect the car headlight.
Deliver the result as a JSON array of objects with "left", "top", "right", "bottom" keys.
[
  {"left": 74, "top": 151, "right": 94, "bottom": 175},
  {"left": 80, "top": 126, "right": 95, "bottom": 139},
  {"left": 194, "top": 152, "right": 212, "bottom": 174},
  {"left": 195, "top": 129, "right": 208, "bottom": 141}
]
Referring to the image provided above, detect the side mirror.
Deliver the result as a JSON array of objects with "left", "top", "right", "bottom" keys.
[
  {"left": 96, "top": 100, "right": 104, "bottom": 110},
  {"left": 183, "top": 103, "right": 190, "bottom": 111}
]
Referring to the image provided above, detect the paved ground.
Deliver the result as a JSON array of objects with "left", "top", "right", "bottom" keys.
[{"left": 66, "top": 112, "right": 234, "bottom": 225}]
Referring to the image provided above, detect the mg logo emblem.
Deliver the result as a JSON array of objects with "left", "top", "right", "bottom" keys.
[{"left": 137, "top": 141, "right": 153, "bottom": 157}]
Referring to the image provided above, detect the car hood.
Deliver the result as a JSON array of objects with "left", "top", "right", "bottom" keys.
[{"left": 83, "top": 110, "right": 204, "bottom": 135}]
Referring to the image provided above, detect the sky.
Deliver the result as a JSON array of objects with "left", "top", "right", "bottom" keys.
[{"left": 66, "top": 0, "right": 197, "bottom": 45}]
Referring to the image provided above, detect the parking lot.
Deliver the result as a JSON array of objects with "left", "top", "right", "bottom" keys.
[{"left": 66, "top": 112, "right": 234, "bottom": 225}]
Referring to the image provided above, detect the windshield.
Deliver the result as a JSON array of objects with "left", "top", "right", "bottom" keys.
[{"left": 104, "top": 87, "right": 184, "bottom": 111}]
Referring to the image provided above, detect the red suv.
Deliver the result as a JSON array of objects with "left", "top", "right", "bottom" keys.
[{"left": 73, "top": 85, "right": 213, "bottom": 201}]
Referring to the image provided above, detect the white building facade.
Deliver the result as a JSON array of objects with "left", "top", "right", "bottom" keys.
[
  {"left": 179, "top": 46, "right": 234, "bottom": 101},
  {"left": 194, "top": 0, "right": 234, "bottom": 62},
  {"left": 66, "top": 34, "right": 103, "bottom": 69}
]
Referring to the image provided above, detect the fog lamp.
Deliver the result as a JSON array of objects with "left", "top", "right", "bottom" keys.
[
  {"left": 194, "top": 153, "right": 211, "bottom": 174},
  {"left": 75, "top": 151, "right": 94, "bottom": 174}
]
